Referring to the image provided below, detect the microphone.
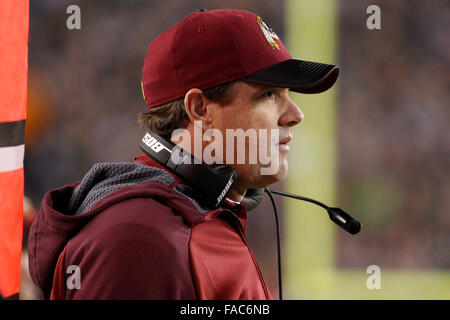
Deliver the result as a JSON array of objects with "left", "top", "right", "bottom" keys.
[
  {"left": 265, "top": 188, "right": 361, "bottom": 235},
  {"left": 263, "top": 187, "right": 362, "bottom": 301},
  {"left": 326, "top": 207, "right": 361, "bottom": 235}
]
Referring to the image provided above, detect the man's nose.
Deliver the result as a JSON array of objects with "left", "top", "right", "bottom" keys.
[{"left": 279, "top": 97, "right": 304, "bottom": 127}]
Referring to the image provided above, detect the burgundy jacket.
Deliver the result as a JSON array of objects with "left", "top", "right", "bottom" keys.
[{"left": 28, "top": 154, "right": 272, "bottom": 299}]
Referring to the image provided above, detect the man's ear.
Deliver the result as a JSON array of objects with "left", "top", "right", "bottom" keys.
[{"left": 184, "top": 88, "right": 213, "bottom": 129}]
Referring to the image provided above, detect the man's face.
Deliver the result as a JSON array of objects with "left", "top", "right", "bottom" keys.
[{"left": 207, "top": 81, "right": 304, "bottom": 191}]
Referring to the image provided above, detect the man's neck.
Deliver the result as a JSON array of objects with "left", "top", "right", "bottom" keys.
[
  {"left": 170, "top": 131, "right": 248, "bottom": 204},
  {"left": 227, "top": 182, "right": 247, "bottom": 203}
]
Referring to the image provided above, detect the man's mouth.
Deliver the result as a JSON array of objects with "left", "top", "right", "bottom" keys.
[{"left": 278, "top": 136, "right": 291, "bottom": 152}]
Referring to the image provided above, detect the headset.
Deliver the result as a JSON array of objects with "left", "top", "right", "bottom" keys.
[{"left": 139, "top": 130, "right": 361, "bottom": 300}]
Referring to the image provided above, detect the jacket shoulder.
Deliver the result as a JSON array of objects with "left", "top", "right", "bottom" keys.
[{"left": 63, "top": 197, "right": 197, "bottom": 299}]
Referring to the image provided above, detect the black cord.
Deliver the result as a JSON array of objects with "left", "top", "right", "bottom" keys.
[
  {"left": 268, "top": 188, "right": 329, "bottom": 210},
  {"left": 264, "top": 187, "right": 282, "bottom": 300},
  {"left": 263, "top": 188, "right": 361, "bottom": 299}
]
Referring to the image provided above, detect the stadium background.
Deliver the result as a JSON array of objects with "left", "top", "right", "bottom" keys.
[{"left": 19, "top": 0, "right": 449, "bottom": 299}]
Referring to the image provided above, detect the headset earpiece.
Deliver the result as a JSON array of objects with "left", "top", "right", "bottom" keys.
[
  {"left": 139, "top": 131, "right": 238, "bottom": 208},
  {"left": 241, "top": 188, "right": 265, "bottom": 211}
]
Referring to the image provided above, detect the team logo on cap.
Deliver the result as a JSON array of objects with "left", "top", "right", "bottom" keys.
[{"left": 257, "top": 16, "right": 280, "bottom": 50}]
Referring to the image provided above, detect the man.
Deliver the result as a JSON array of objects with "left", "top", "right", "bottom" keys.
[{"left": 28, "top": 9, "right": 338, "bottom": 299}]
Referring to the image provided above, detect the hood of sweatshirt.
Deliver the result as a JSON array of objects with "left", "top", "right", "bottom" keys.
[{"left": 27, "top": 155, "right": 229, "bottom": 298}]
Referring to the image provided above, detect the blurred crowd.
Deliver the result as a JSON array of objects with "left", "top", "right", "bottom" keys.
[
  {"left": 337, "top": 0, "right": 449, "bottom": 268},
  {"left": 22, "top": 0, "right": 449, "bottom": 299}
]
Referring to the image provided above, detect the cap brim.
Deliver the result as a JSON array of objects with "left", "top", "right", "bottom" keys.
[{"left": 243, "top": 59, "right": 339, "bottom": 94}]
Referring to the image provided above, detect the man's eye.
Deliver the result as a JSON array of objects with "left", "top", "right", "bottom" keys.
[{"left": 263, "top": 90, "right": 276, "bottom": 99}]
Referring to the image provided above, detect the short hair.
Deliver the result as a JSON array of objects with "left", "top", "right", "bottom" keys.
[{"left": 138, "top": 81, "right": 236, "bottom": 136}]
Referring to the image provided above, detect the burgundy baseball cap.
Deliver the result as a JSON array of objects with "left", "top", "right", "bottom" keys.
[{"left": 141, "top": 9, "right": 339, "bottom": 109}]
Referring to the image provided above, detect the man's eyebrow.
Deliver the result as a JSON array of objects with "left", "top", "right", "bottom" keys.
[{"left": 250, "top": 85, "right": 284, "bottom": 99}]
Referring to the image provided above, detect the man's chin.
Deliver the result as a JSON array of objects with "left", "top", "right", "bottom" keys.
[
  {"left": 271, "top": 165, "right": 288, "bottom": 183},
  {"left": 252, "top": 163, "right": 288, "bottom": 188}
]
